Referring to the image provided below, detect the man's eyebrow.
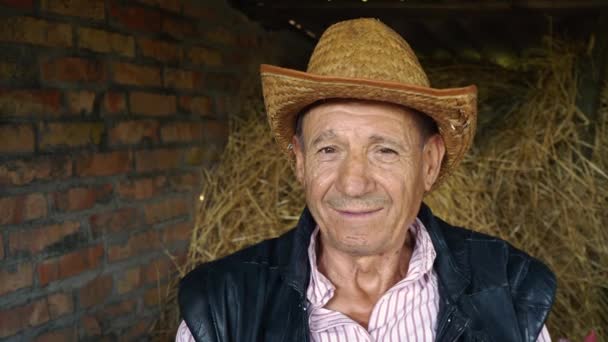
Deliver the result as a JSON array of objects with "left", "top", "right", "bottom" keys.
[
  {"left": 310, "top": 130, "right": 337, "bottom": 147},
  {"left": 369, "top": 134, "right": 401, "bottom": 147}
]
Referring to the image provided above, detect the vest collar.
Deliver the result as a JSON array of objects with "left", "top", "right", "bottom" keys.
[{"left": 417, "top": 203, "right": 471, "bottom": 304}]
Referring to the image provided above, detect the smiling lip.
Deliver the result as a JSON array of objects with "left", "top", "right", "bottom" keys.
[{"left": 334, "top": 208, "right": 383, "bottom": 217}]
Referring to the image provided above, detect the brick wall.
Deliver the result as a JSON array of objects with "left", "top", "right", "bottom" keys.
[{"left": 0, "top": 0, "right": 310, "bottom": 340}]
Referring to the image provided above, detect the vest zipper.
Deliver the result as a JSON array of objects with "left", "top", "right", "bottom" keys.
[
  {"left": 450, "top": 318, "right": 470, "bottom": 342},
  {"left": 436, "top": 305, "right": 471, "bottom": 342}
]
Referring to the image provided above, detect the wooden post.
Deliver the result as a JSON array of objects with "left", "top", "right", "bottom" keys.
[{"left": 575, "top": 14, "right": 608, "bottom": 157}]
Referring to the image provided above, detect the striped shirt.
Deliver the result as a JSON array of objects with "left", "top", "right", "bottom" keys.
[{"left": 176, "top": 219, "right": 551, "bottom": 341}]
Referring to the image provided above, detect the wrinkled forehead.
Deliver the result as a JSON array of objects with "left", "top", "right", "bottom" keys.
[
  {"left": 299, "top": 99, "right": 424, "bottom": 138},
  {"left": 306, "top": 99, "right": 413, "bottom": 116}
]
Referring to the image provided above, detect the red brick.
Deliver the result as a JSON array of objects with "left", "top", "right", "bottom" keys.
[
  {"left": 48, "top": 292, "right": 73, "bottom": 318},
  {"left": 39, "top": 122, "right": 104, "bottom": 150},
  {"left": 199, "top": 144, "right": 223, "bottom": 164},
  {"left": 120, "top": 321, "right": 149, "bottom": 341},
  {"left": 205, "top": 27, "right": 238, "bottom": 46},
  {"left": 135, "top": 148, "right": 182, "bottom": 172},
  {"left": 204, "top": 120, "right": 229, "bottom": 142},
  {"left": 41, "top": 57, "right": 105, "bottom": 84},
  {"left": 0, "top": 89, "right": 62, "bottom": 117},
  {"left": 178, "top": 96, "right": 212, "bottom": 117},
  {"left": 143, "top": 285, "right": 165, "bottom": 307},
  {"left": 0, "top": 156, "right": 72, "bottom": 186},
  {"left": 175, "top": 250, "right": 188, "bottom": 265},
  {"left": 101, "top": 299, "right": 136, "bottom": 317},
  {"left": 37, "top": 245, "right": 104, "bottom": 286},
  {"left": 187, "top": 47, "right": 222, "bottom": 67},
  {"left": 0, "top": 263, "right": 33, "bottom": 295},
  {"left": 138, "top": 0, "right": 180, "bottom": 12},
  {"left": 89, "top": 207, "right": 139, "bottom": 237},
  {"left": 215, "top": 95, "right": 233, "bottom": 114},
  {"left": 117, "top": 176, "right": 166, "bottom": 200},
  {"left": 0, "top": 193, "right": 47, "bottom": 225},
  {"left": 41, "top": 0, "right": 104, "bottom": 20},
  {"left": 138, "top": 38, "right": 182, "bottom": 63},
  {"left": 162, "top": 221, "right": 192, "bottom": 245},
  {"left": 164, "top": 68, "right": 202, "bottom": 90},
  {"left": 0, "top": 60, "right": 30, "bottom": 84},
  {"left": 116, "top": 267, "right": 141, "bottom": 294},
  {"left": 52, "top": 184, "right": 113, "bottom": 212},
  {"left": 34, "top": 327, "right": 77, "bottom": 342},
  {"left": 102, "top": 92, "right": 126, "bottom": 115},
  {"left": 0, "top": 124, "right": 34, "bottom": 153},
  {"left": 9, "top": 221, "right": 80, "bottom": 254},
  {"left": 205, "top": 72, "right": 239, "bottom": 93},
  {"left": 0, "top": 0, "right": 34, "bottom": 9},
  {"left": 76, "top": 151, "right": 132, "bottom": 176},
  {"left": 182, "top": 2, "right": 216, "bottom": 20},
  {"left": 80, "top": 315, "right": 101, "bottom": 337},
  {"left": 130, "top": 92, "right": 176, "bottom": 116},
  {"left": 144, "top": 197, "right": 190, "bottom": 224},
  {"left": 237, "top": 32, "right": 260, "bottom": 48},
  {"left": 161, "top": 122, "right": 203, "bottom": 143},
  {"left": 108, "top": 231, "right": 160, "bottom": 262},
  {"left": 0, "top": 298, "right": 50, "bottom": 338},
  {"left": 109, "top": 1, "right": 162, "bottom": 33},
  {"left": 109, "top": 120, "right": 159, "bottom": 146},
  {"left": 162, "top": 17, "right": 195, "bottom": 39},
  {"left": 184, "top": 146, "right": 205, "bottom": 166},
  {"left": 143, "top": 257, "right": 173, "bottom": 283},
  {"left": 0, "top": 17, "right": 72, "bottom": 47},
  {"left": 79, "top": 274, "right": 113, "bottom": 308},
  {"left": 78, "top": 27, "right": 134, "bottom": 57},
  {"left": 224, "top": 51, "right": 251, "bottom": 65},
  {"left": 66, "top": 91, "right": 96, "bottom": 115},
  {"left": 111, "top": 62, "right": 161, "bottom": 87},
  {"left": 169, "top": 171, "right": 202, "bottom": 192}
]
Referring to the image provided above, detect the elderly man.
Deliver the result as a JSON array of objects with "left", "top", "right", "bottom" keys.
[{"left": 177, "top": 18, "right": 556, "bottom": 341}]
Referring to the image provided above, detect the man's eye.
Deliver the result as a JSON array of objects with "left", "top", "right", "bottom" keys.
[
  {"left": 379, "top": 147, "right": 398, "bottom": 155},
  {"left": 318, "top": 146, "right": 336, "bottom": 154}
]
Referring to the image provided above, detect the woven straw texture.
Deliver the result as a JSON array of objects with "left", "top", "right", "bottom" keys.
[{"left": 260, "top": 18, "right": 477, "bottom": 186}]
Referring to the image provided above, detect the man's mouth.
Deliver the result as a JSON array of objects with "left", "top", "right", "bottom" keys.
[{"left": 333, "top": 207, "right": 383, "bottom": 218}]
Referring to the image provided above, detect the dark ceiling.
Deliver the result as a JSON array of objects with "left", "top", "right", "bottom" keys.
[{"left": 229, "top": 0, "right": 608, "bottom": 67}]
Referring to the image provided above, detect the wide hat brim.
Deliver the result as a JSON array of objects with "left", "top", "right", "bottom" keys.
[{"left": 260, "top": 63, "right": 477, "bottom": 188}]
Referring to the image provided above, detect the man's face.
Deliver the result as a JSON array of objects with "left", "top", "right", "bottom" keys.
[{"left": 293, "top": 100, "right": 445, "bottom": 256}]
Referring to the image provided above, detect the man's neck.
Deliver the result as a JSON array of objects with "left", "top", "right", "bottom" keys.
[{"left": 317, "top": 229, "right": 415, "bottom": 301}]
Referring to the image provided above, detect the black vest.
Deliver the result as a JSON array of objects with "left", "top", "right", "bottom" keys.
[{"left": 179, "top": 204, "right": 556, "bottom": 341}]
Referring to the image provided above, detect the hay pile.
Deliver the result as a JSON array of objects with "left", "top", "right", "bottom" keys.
[
  {"left": 153, "top": 41, "right": 607, "bottom": 340},
  {"left": 425, "top": 41, "right": 608, "bottom": 338}
]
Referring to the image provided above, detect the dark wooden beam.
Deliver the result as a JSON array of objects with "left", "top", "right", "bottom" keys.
[
  {"left": 576, "top": 14, "right": 608, "bottom": 157},
  {"left": 243, "top": 0, "right": 608, "bottom": 12}
]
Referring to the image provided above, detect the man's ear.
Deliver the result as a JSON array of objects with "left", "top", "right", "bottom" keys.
[
  {"left": 292, "top": 135, "right": 305, "bottom": 185},
  {"left": 422, "top": 134, "right": 446, "bottom": 191}
]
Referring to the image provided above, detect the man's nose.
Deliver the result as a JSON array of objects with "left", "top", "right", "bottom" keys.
[{"left": 335, "top": 152, "right": 374, "bottom": 197}]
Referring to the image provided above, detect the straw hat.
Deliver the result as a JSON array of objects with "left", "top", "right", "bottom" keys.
[{"left": 260, "top": 18, "right": 477, "bottom": 185}]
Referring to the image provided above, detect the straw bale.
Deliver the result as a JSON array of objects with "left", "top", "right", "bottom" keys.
[
  {"left": 425, "top": 41, "right": 608, "bottom": 339},
  {"left": 152, "top": 41, "right": 607, "bottom": 340}
]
